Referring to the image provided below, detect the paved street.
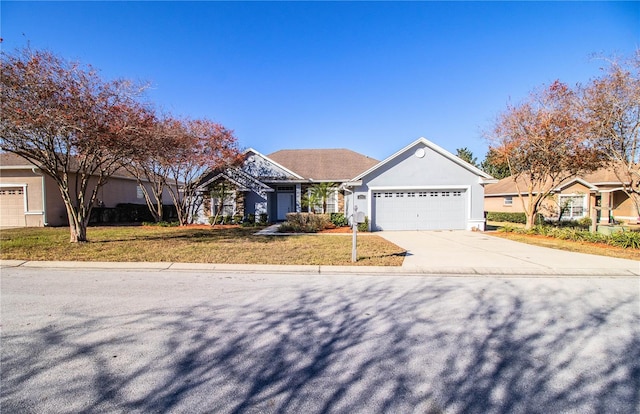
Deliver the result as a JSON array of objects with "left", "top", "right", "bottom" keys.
[{"left": 1, "top": 268, "right": 639, "bottom": 413}]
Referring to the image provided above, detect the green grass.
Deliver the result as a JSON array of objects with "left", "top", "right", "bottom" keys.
[{"left": 0, "top": 226, "right": 405, "bottom": 266}]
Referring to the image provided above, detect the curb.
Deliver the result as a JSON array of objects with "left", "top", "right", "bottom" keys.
[{"left": 1, "top": 260, "right": 638, "bottom": 277}]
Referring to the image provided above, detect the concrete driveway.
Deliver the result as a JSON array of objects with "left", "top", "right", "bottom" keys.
[{"left": 378, "top": 231, "right": 640, "bottom": 276}]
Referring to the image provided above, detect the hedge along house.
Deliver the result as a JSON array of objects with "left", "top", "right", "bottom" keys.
[
  {"left": 484, "top": 166, "right": 640, "bottom": 225},
  {"left": 343, "top": 138, "right": 496, "bottom": 231},
  {"left": 194, "top": 148, "right": 379, "bottom": 223}
]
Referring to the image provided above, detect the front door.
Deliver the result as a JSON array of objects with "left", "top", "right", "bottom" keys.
[{"left": 277, "top": 192, "right": 295, "bottom": 220}]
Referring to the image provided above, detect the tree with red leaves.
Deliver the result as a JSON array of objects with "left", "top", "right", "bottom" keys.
[
  {"left": 488, "top": 80, "right": 604, "bottom": 229},
  {"left": 0, "top": 48, "right": 154, "bottom": 242},
  {"left": 126, "top": 115, "right": 240, "bottom": 226}
]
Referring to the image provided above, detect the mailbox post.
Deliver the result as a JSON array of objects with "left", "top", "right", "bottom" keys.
[{"left": 352, "top": 207, "right": 366, "bottom": 262}]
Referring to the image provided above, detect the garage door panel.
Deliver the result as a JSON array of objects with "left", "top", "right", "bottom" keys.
[
  {"left": 0, "top": 187, "right": 26, "bottom": 227},
  {"left": 372, "top": 190, "right": 466, "bottom": 231}
]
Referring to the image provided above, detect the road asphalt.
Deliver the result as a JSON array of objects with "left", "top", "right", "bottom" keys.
[
  {"left": 1, "top": 230, "right": 638, "bottom": 276},
  {"left": 1, "top": 268, "right": 638, "bottom": 413}
]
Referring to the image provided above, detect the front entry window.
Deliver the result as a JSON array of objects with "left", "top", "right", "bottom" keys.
[{"left": 559, "top": 195, "right": 586, "bottom": 220}]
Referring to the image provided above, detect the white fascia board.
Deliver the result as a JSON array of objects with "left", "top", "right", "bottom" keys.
[
  {"left": 0, "top": 165, "right": 35, "bottom": 170},
  {"left": 598, "top": 187, "right": 626, "bottom": 193},
  {"left": 243, "top": 148, "right": 304, "bottom": 179},
  {"left": 351, "top": 137, "right": 494, "bottom": 181},
  {"left": 485, "top": 192, "right": 527, "bottom": 197},
  {"left": 553, "top": 177, "right": 599, "bottom": 192},
  {"left": 339, "top": 181, "right": 363, "bottom": 189},
  {"left": 368, "top": 184, "right": 471, "bottom": 191},
  {"left": 480, "top": 177, "right": 500, "bottom": 185}
]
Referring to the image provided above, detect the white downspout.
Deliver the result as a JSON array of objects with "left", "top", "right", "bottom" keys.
[{"left": 31, "top": 167, "right": 48, "bottom": 226}]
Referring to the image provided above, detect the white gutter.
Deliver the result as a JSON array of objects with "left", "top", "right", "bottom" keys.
[{"left": 31, "top": 167, "right": 48, "bottom": 226}]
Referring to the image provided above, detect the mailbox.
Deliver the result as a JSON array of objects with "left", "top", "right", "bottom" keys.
[{"left": 355, "top": 211, "right": 366, "bottom": 224}]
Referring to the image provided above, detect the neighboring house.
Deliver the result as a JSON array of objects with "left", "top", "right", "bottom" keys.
[
  {"left": 484, "top": 166, "right": 640, "bottom": 224},
  {"left": 0, "top": 153, "right": 173, "bottom": 227},
  {"left": 344, "top": 138, "right": 495, "bottom": 231},
  {"left": 195, "top": 148, "right": 379, "bottom": 223}
]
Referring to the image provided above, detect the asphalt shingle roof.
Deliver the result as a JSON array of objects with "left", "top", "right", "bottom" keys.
[
  {"left": 484, "top": 165, "right": 632, "bottom": 195},
  {"left": 267, "top": 148, "right": 379, "bottom": 181}
]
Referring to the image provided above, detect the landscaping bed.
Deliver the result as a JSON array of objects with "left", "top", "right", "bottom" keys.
[{"left": 489, "top": 228, "right": 640, "bottom": 261}]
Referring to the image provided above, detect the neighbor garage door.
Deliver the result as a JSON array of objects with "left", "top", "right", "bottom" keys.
[
  {"left": 0, "top": 187, "right": 26, "bottom": 227},
  {"left": 372, "top": 190, "right": 467, "bottom": 231}
]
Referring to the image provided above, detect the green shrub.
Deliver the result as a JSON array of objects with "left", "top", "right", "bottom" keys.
[
  {"left": 357, "top": 216, "right": 369, "bottom": 232},
  {"left": 259, "top": 213, "right": 268, "bottom": 224},
  {"left": 577, "top": 217, "right": 592, "bottom": 228},
  {"left": 609, "top": 231, "right": 640, "bottom": 249},
  {"left": 486, "top": 211, "right": 544, "bottom": 224},
  {"left": 247, "top": 214, "right": 255, "bottom": 224},
  {"left": 278, "top": 213, "right": 331, "bottom": 233},
  {"left": 330, "top": 213, "right": 348, "bottom": 227},
  {"left": 233, "top": 214, "right": 243, "bottom": 224},
  {"left": 501, "top": 224, "right": 637, "bottom": 248}
]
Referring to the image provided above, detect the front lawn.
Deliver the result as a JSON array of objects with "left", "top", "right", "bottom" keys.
[{"left": 0, "top": 226, "right": 405, "bottom": 266}]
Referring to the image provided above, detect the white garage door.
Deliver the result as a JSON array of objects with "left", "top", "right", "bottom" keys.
[
  {"left": 0, "top": 187, "right": 26, "bottom": 227},
  {"left": 372, "top": 190, "right": 467, "bottom": 231}
]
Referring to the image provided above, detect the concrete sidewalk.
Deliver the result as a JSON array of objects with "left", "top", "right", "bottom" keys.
[{"left": 1, "top": 231, "right": 638, "bottom": 276}]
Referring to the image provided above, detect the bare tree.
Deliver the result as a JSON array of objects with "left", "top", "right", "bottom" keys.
[
  {"left": 0, "top": 48, "right": 153, "bottom": 242},
  {"left": 488, "top": 81, "right": 603, "bottom": 229},
  {"left": 582, "top": 51, "right": 640, "bottom": 217}
]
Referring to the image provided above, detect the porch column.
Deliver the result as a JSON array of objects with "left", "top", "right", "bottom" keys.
[
  {"left": 295, "top": 184, "right": 302, "bottom": 213},
  {"left": 600, "top": 192, "right": 612, "bottom": 224},
  {"left": 589, "top": 192, "right": 598, "bottom": 232}
]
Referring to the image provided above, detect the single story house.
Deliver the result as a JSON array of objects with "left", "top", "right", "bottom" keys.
[
  {"left": 196, "top": 137, "right": 496, "bottom": 231},
  {"left": 194, "top": 148, "right": 379, "bottom": 223},
  {"left": 0, "top": 153, "right": 173, "bottom": 227},
  {"left": 484, "top": 167, "right": 640, "bottom": 224}
]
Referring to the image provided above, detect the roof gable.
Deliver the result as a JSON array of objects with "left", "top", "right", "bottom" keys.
[
  {"left": 352, "top": 137, "right": 495, "bottom": 182},
  {"left": 241, "top": 148, "right": 303, "bottom": 180},
  {"left": 267, "top": 148, "right": 379, "bottom": 181}
]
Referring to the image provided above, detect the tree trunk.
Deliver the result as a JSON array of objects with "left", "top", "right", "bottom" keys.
[
  {"left": 524, "top": 210, "right": 537, "bottom": 230},
  {"left": 64, "top": 200, "right": 89, "bottom": 243}
]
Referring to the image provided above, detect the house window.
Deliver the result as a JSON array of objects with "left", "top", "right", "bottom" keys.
[
  {"left": 559, "top": 194, "right": 586, "bottom": 220},
  {"left": 504, "top": 196, "right": 513, "bottom": 206},
  {"left": 137, "top": 186, "right": 144, "bottom": 199}
]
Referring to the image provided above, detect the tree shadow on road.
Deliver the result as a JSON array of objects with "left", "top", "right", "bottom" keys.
[{"left": 2, "top": 277, "right": 638, "bottom": 413}]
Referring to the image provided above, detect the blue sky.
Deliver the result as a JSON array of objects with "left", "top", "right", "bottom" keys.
[{"left": 2, "top": 1, "right": 638, "bottom": 162}]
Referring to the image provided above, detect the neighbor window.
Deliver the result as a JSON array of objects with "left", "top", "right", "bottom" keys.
[
  {"left": 503, "top": 196, "right": 513, "bottom": 206},
  {"left": 558, "top": 194, "right": 586, "bottom": 220}
]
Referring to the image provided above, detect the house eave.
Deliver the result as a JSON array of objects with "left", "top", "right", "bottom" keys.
[{"left": 351, "top": 137, "right": 495, "bottom": 181}]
